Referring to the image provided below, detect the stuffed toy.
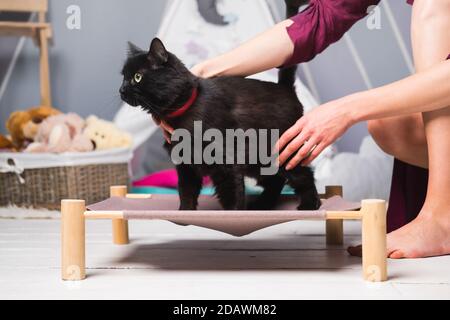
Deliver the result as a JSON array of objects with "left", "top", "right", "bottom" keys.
[
  {"left": 83, "top": 115, "right": 132, "bottom": 150},
  {"left": 0, "top": 135, "right": 14, "bottom": 150},
  {"left": 25, "top": 113, "right": 94, "bottom": 153},
  {"left": 0, "top": 105, "right": 60, "bottom": 151}
]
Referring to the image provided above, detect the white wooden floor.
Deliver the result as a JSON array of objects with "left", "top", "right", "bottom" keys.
[{"left": 0, "top": 218, "right": 449, "bottom": 300}]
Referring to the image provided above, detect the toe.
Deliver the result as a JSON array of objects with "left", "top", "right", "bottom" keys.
[{"left": 389, "top": 250, "right": 405, "bottom": 259}]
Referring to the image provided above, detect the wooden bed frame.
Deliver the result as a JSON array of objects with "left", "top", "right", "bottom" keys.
[{"left": 61, "top": 185, "right": 387, "bottom": 282}]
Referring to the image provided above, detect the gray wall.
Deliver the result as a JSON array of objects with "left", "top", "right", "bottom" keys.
[
  {"left": 0, "top": 0, "right": 414, "bottom": 153},
  {"left": 0, "top": 0, "right": 166, "bottom": 126}
]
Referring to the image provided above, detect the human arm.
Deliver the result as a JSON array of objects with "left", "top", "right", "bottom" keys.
[
  {"left": 162, "top": 0, "right": 381, "bottom": 139},
  {"left": 191, "top": 19, "right": 294, "bottom": 78},
  {"left": 192, "top": 0, "right": 381, "bottom": 78},
  {"left": 277, "top": 59, "right": 450, "bottom": 168}
]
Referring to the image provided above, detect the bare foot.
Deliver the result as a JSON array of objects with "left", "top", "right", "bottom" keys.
[{"left": 347, "top": 210, "right": 450, "bottom": 259}]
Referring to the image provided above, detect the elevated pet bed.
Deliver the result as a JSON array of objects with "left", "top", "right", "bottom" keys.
[{"left": 61, "top": 185, "right": 388, "bottom": 282}]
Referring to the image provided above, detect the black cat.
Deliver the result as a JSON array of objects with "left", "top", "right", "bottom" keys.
[{"left": 119, "top": 37, "right": 320, "bottom": 211}]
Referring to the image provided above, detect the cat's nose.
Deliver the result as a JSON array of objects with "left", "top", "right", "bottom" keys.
[{"left": 119, "top": 84, "right": 126, "bottom": 95}]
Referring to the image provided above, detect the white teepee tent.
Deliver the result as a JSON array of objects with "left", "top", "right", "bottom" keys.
[{"left": 114, "top": 0, "right": 392, "bottom": 201}]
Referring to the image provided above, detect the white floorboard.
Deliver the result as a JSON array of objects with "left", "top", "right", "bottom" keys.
[{"left": 0, "top": 219, "right": 449, "bottom": 300}]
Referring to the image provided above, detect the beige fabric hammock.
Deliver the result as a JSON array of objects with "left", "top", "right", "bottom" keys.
[{"left": 87, "top": 195, "right": 360, "bottom": 237}]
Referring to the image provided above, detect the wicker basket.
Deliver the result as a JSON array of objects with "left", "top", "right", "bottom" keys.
[
  {"left": 0, "top": 149, "right": 131, "bottom": 210},
  {"left": 0, "top": 164, "right": 128, "bottom": 209}
]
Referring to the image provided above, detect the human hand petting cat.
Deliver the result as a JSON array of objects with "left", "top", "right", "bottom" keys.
[
  {"left": 190, "top": 63, "right": 208, "bottom": 78},
  {"left": 275, "top": 97, "right": 356, "bottom": 169}
]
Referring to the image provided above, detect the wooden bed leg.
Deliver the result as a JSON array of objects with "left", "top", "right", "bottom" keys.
[
  {"left": 61, "top": 200, "right": 86, "bottom": 281},
  {"left": 110, "top": 186, "right": 129, "bottom": 245},
  {"left": 361, "top": 199, "right": 387, "bottom": 282},
  {"left": 325, "top": 186, "right": 344, "bottom": 245}
]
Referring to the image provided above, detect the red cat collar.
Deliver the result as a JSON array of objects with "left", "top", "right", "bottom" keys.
[{"left": 166, "top": 87, "right": 198, "bottom": 119}]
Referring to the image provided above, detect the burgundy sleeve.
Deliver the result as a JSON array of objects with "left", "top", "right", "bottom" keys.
[{"left": 283, "top": 0, "right": 381, "bottom": 66}]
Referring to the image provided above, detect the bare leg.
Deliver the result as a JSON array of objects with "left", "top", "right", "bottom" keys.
[
  {"left": 351, "top": 0, "right": 450, "bottom": 258},
  {"left": 387, "top": 0, "right": 450, "bottom": 258},
  {"left": 368, "top": 114, "right": 427, "bottom": 168}
]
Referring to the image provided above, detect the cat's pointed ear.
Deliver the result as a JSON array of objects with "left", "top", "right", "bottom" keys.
[
  {"left": 148, "top": 38, "right": 168, "bottom": 64},
  {"left": 127, "top": 41, "right": 143, "bottom": 57}
]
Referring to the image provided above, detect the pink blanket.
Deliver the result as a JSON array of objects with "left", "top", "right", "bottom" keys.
[{"left": 133, "top": 169, "right": 211, "bottom": 188}]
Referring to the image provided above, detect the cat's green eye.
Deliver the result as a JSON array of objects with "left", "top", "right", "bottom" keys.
[{"left": 134, "top": 72, "right": 143, "bottom": 84}]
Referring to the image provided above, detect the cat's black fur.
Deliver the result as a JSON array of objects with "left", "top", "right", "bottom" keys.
[{"left": 119, "top": 1, "right": 320, "bottom": 211}]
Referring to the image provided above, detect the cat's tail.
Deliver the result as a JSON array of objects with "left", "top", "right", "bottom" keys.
[
  {"left": 278, "top": 0, "right": 308, "bottom": 88},
  {"left": 278, "top": 65, "right": 298, "bottom": 89}
]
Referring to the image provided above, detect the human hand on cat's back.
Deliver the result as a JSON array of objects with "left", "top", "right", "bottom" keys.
[
  {"left": 275, "top": 96, "right": 357, "bottom": 169},
  {"left": 191, "top": 60, "right": 219, "bottom": 78},
  {"left": 190, "top": 62, "right": 208, "bottom": 78}
]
